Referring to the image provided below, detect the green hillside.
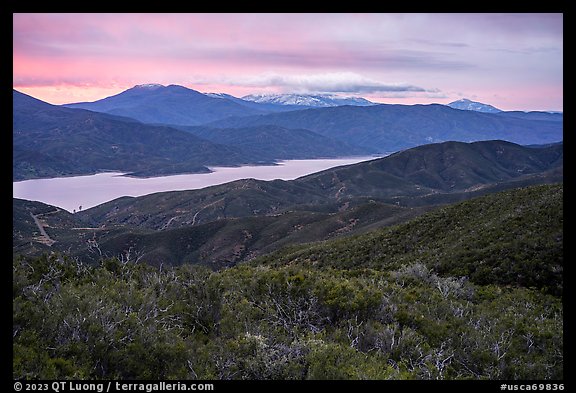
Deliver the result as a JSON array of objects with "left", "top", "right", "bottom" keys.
[
  {"left": 298, "top": 140, "right": 563, "bottom": 198},
  {"left": 257, "top": 184, "right": 563, "bottom": 296},
  {"left": 14, "top": 196, "right": 430, "bottom": 267},
  {"left": 75, "top": 202, "right": 430, "bottom": 267},
  {"left": 13, "top": 184, "right": 563, "bottom": 379}
]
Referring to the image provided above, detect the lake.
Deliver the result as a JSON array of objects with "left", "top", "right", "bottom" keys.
[{"left": 13, "top": 156, "right": 381, "bottom": 212}]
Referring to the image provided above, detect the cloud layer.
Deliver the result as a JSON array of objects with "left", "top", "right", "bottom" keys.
[{"left": 195, "top": 72, "right": 435, "bottom": 95}]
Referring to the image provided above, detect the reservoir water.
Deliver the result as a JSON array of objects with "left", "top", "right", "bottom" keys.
[{"left": 13, "top": 156, "right": 380, "bottom": 212}]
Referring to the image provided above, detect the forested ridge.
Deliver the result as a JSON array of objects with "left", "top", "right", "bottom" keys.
[{"left": 13, "top": 184, "right": 563, "bottom": 380}]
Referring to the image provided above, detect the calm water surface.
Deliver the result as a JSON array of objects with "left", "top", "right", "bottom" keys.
[{"left": 13, "top": 156, "right": 380, "bottom": 212}]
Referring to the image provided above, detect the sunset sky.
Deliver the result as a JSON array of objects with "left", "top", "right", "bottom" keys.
[{"left": 13, "top": 13, "right": 563, "bottom": 111}]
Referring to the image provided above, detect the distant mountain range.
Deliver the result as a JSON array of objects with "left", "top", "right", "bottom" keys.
[
  {"left": 447, "top": 98, "right": 502, "bottom": 113},
  {"left": 241, "top": 93, "right": 375, "bottom": 107},
  {"left": 495, "top": 111, "right": 563, "bottom": 122},
  {"left": 204, "top": 92, "right": 305, "bottom": 112},
  {"left": 64, "top": 86, "right": 376, "bottom": 126},
  {"left": 14, "top": 86, "right": 563, "bottom": 181},
  {"left": 207, "top": 103, "right": 563, "bottom": 152},
  {"left": 64, "top": 85, "right": 562, "bottom": 122},
  {"left": 447, "top": 98, "right": 562, "bottom": 119}
]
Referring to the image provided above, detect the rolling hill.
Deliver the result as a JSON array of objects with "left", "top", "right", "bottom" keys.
[
  {"left": 256, "top": 183, "right": 563, "bottom": 296},
  {"left": 13, "top": 192, "right": 432, "bottom": 267},
  {"left": 75, "top": 202, "right": 431, "bottom": 268},
  {"left": 207, "top": 103, "right": 563, "bottom": 151},
  {"left": 297, "top": 139, "right": 564, "bottom": 198},
  {"left": 75, "top": 140, "right": 563, "bottom": 231}
]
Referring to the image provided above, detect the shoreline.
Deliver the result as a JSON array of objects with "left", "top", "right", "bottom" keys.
[
  {"left": 13, "top": 154, "right": 385, "bottom": 183},
  {"left": 13, "top": 156, "right": 383, "bottom": 212}
]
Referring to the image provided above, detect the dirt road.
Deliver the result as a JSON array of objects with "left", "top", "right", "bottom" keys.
[{"left": 30, "top": 211, "right": 57, "bottom": 246}]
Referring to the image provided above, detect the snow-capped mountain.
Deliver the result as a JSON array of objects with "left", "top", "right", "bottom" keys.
[
  {"left": 133, "top": 83, "right": 165, "bottom": 90},
  {"left": 204, "top": 92, "right": 304, "bottom": 113},
  {"left": 447, "top": 98, "right": 502, "bottom": 113},
  {"left": 242, "top": 93, "right": 375, "bottom": 107},
  {"left": 204, "top": 92, "right": 237, "bottom": 100}
]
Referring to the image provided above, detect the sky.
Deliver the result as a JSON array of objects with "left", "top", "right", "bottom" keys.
[{"left": 13, "top": 13, "right": 563, "bottom": 111}]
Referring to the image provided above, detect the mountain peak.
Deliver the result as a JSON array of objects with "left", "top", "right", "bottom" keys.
[
  {"left": 242, "top": 93, "right": 375, "bottom": 107},
  {"left": 205, "top": 92, "right": 237, "bottom": 99},
  {"left": 133, "top": 83, "right": 165, "bottom": 90},
  {"left": 63, "top": 83, "right": 264, "bottom": 125},
  {"left": 447, "top": 98, "right": 502, "bottom": 113}
]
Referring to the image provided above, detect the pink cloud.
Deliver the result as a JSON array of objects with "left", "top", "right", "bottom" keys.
[{"left": 13, "top": 13, "right": 563, "bottom": 110}]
